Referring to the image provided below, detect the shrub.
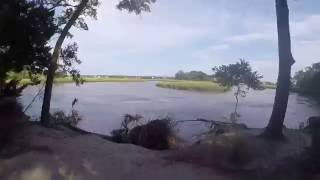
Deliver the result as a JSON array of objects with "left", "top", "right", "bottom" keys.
[
  {"left": 208, "top": 131, "right": 252, "bottom": 166},
  {"left": 50, "top": 109, "right": 82, "bottom": 127},
  {"left": 110, "top": 114, "right": 143, "bottom": 143},
  {"left": 111, "top": 114, "right": 176, "bottom": 150},
  {"left": 129, "top": 119, "right": 174, "bottom": 150},
  {"left": 110, "top": 129, "right": 129, "bottom": 143},
  {"left": 0, "top": 98, "right": 25, "bottom": 148}
]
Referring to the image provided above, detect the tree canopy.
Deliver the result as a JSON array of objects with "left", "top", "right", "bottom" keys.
[
  {"left": 40, "top": 0, "right": 157, "bottom": 123},
  {"left": 293, "top": 62, "right": 320, "bottom": 95},
  {"left": 0, "top": 0, "right": 56, "bottom": 96},
  {"left": 175, "top": 71, "right": 211, "bottom": 81},
  {"left": 117, "top": 0, "right": 156, "bottom": 14},
  {"left": 212, "top": 59, "right": 263, "bottom": 123},
  {"left": 212, "top": 59, "right": 262, "bottom": 89},
  {"left": 0, "top": 0, "right": 56, "bottom": 77}
]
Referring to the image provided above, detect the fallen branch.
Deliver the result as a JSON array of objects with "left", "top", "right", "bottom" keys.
[{"left": 176, "top": 118, "right": 235, "bottom": 128}]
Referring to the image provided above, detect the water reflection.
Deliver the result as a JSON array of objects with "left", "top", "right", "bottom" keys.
[{"left": 21, "top": 82, "right": 320, "bottom": 138}]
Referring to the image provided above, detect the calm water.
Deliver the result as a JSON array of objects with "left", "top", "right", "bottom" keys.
[{"left": 20, "top": 82, "right": 320, "bottom": 140}]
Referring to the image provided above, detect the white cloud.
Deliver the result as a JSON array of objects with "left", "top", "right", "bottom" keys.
[
  {"left": 292, "top": 15, "right": 320, "bottom": 40},
  {"left": 66, "top": 0, "right": 320, "bottom": 78},
  {"left": 225, "top": 32, "right": 275, "bottom": 43},
  {"left": 292, "top": 39, "right": 320, "bottom": 73},
  {"left": 72, "top": 0, "right": 211, "bottom": 54},
  {"left": 251, "top": 60, "right": 278, "bottom": 82},
  {"left": 191, "top": 44, "right": 229, "bottom": 61},
  {"left": 208, "top": 44, "right": 230, "bottom": 51}
]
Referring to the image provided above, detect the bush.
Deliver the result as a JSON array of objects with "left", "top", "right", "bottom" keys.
[
  {"left": 111, "top": 114, "right": 176, "bottom": 150},
  {"left": 208, "top": 132, "right": 252, "bottom": 166},
  {"left": 49, "top": 110, "right": 82, "bottom": 127},
  {"left": 0, "top": 98, "right": 25, "bottom": 148},
  {"left": 111, "top": 129, "right": 129, "bottom": 143},
  {"left": 110, "top": 114, "right": 143, "bottom": 143},
  {"left": 129, "top": 119, "right": 173, "bottom": 150}
]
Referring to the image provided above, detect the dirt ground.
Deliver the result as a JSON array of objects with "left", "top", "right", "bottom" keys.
[{"left": 0, "top": 124, "right": 237, "bottom": 180}]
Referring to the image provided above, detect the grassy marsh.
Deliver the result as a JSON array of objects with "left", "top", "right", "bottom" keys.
[{"left": 156, "top": 80, "right": 228, "bottom": 92}]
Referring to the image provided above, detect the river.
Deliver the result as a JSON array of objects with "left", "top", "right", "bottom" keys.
[{"left": 20, "top": 82, "right": 320, "bottom": 141}]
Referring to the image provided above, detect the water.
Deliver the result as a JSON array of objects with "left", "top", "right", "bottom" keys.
[{"left": 20, "top": 82, "right": 320, "bottom": 140}]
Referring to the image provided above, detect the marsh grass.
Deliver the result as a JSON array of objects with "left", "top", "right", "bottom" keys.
[
  {"left": 262, "top": 84, "right": 277, "bottom": 89},
  {"left": 14, "top": 77, "right": 144, "bottom": 85},
  {"left": 55, "top": 77, "right": 144, "bottom": 83},
  {"left": 156, "top": 80, "right": 229, "bottom": 92}
]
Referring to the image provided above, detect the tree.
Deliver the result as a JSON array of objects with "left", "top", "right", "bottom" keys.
[
  {"left": 174, "top": 70, "right": 211, "bottom": 81},
  {"left": 117, "top": 0, "right": 156, "bottom": 14},
  {"left": 40, "top": 0, "right": 156, "bottom": 125},
  {"left": 213, "top": 59, "right": 262, "bottom": 122},
  {"left": 0, "top": 0, "right": 56, "bottom": 97},
  {"left": 293, "top": 62, "right": 320, "bottom": 95},
  {"left": 262, "top": 0, "right": 295, "bottom": 139},
  {"left": 40, "top": 0, "right": 100, "bottom": 125},
  {"left": 175, "top": 70, "right": 186, "bottom": 80}
]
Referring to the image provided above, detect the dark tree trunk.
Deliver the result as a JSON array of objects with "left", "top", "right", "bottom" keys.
[
  {"left": 40, "top": 0, "right": 89, "bottom": 125},
  {"left": 262, "top": 0, "right": 295, "bottom": 139},
  {"left": 0, "top": 69, "right": 7, "bottom": 97}
]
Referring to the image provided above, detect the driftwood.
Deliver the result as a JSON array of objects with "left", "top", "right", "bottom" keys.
[
  {"left": 176, "top": 118, "right": 247, "bottom": 129},
  {"left": 58, "top": 117, "right": 248, "bottom": 144}
]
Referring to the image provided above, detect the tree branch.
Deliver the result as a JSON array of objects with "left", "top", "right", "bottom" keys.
[{"left": 47, "top": 0, "right": 79, "bottom": 11}]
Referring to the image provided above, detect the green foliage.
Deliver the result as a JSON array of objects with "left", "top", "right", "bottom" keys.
[
  {"left": 54, "top": 76, "right": 144, "bottom": 83},
  {"left": 117, "top": 0, "right": 156, "bottom": 14},
  {"left": 213, "top": 59, "right": 262, "bottom": 122},
  {"left": 0, "top": 0, "right": 56, "bottom": 93},
  {"left": 50, "top": 110, "right": 82, "bottom": 126},
  {"left": 49, "top": 99, "right": 82, "bottom": 126},
  {"left": 32, "top": 0, "right": 100, "bottom": 86},
  {"left": 212, "top": 59, "right": 263, "bottom": 89},
  {"left": 41, "top": 0, "right": 155, "bottom": 86},
  {"left": 41, "top": 0, "right": 99, "bottom": 32},
  {"left": 3, "top": 70, "right": 42, "bottom": 97},
  {"left": 262, "top": 82, "right": 277, "bottom": 89},
  {"left": 175, "top": 70, "right": 212, "bottom": 81},
  {"left": 156, "top": 80, "right": 228, "bottom": 92},
  {"left": 59, "top": 43, "right": 84, "bottom": 85},
  {"left": 210, "top": 132, "right": 252, "bottom": 166},
  {"left": 293, "top": 62, "right": 320, "bottom": 95}
]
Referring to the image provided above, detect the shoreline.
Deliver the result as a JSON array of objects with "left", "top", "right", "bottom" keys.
[{"left": 0, "top": 121, "right": 311, "bottom": 180}]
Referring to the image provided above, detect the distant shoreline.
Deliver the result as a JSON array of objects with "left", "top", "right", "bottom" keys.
[
  {"left": 19, "top": 77, "right": 146, "bottom": 84},
  {"left": 156, "top": 80, "right": 229, "bottom": 92},
  {"left": 19, "top": 77, "right": 277, "bottom": 91}
]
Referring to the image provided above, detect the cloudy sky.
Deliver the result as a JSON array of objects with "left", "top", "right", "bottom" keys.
[{"left": 70, "top": 0, "right": 320, "bottom": 82}]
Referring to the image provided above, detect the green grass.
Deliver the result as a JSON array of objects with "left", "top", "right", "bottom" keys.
[
  {"left": 55, "top": 77, "right": 145, "bottom": 83},
  {"left": 262, "top": 84, "right": 276, "bottom": 89},
  {"left": 20, "top": 79, "right": 32, "bottom": 85},
  {"left": 156, "top": 80, "right": 229, "bottom": 92},
  {"left": 11, "top": 77, "right": 144, "bottom": 85}
]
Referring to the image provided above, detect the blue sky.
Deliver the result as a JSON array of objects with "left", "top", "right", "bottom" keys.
[{"left": 70, "top": 0, "right": 320, "bottom": 82}]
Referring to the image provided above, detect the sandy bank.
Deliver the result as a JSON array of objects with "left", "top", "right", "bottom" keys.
[{"left": 0, "top": 124, "right": 236, "bottom": 180}]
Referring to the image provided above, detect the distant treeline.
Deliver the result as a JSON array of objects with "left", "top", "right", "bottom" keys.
[
  {"left": 54, "top": 71, "right": 171, "bottom": 80},
  {"left": 293, "top": 62, "right": 320, "bottom": 96},
  {"left": 81, "top": 75, "right": 170, "bottom": 79},
  {"left": 175, "top": 70, "right": 212, "bottom": 81}
]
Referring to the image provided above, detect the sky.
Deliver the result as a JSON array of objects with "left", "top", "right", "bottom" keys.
[{"left": 70, "top": 0, "right": 320, "bottom": 82}]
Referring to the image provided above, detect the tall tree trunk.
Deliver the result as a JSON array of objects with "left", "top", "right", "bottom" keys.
[
  {"left": 0, "top": 68, "right": 7, "bottom": 97},
  {"left": 40, "top": 0, "right": 89, "bottom": 125},
  {"left": 262, "top": 0, "right": 295, "bottom": 139}
]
